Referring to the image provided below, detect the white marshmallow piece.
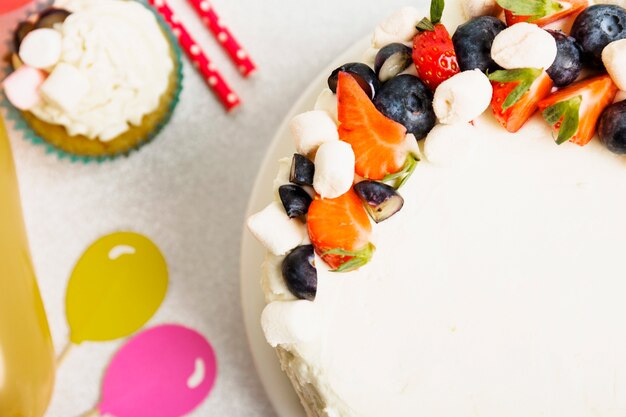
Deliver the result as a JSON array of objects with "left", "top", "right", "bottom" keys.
[
  {"left": 433, "top": 70, "right": 493, "bottom": 124},
  {"left": 491, "top": 23, "right": 557, "bottom": 70},
  {"left": 18, "top": 28, "right": 62, "bottom": 69},
  {"left": 313, "top": 141, "right": 355, "bottom": 199},
  {"left": 40, "top": 63, "right": 91, "bottom": 114},
  {"left": 615, "top": 90, "right": 626, "bottom": 103},
  {"left": 247, "top": 202, "right": 306, "bottom": 256},
  {"left": 2, "top": 66, "right": 46, "bottom": 110},
  {"left": 462, "top": 0, "right": 502, "bottom": 18},
  {"left": 372, "top": 6, "right": 423, "bottom": 48},
  {"left": 602, "top": 39, "right": 626, "bottom": 91},
  {"left": 261, "top": 300, "right": 320, "bottom": 347},
  {"left": 290, "top": 110, "right": 338, "bottom": 156},
  {"left": 314, "top": 88, "right": 338, "bottom": 123},
  {"left": 424, "top": 123, "right": 475, "bottom": 165}
]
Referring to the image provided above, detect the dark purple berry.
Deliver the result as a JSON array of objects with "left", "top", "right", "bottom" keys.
[
  {"left": 546, "top": 30, "right": 583, "bottom": 87},
  {"left": 290, "top": 153, "right": 315, "bottom": 186},
  {"left": 328, "top": 63, "right": 380, "bottom": 99},
  {"left": 374, "top": 43, "right": 412, "bottom": 82},
  {"left": 598, "top": 100, "right": 626, "bottom": 154},
  {"left": 282, "top": 245, "right": 317, "bottom": 301},
  {"left": 36, "top": 8, "right": 71, "bottom": 29},
  {"left": 571, "top": 5, "right": 626, "bottom": 68},
  {"left": 452, "top": 16, "right": 507, "bottom": 73},
  {"left": 354, "top": 180, "right": 404, "bottom": 223},
  {"left": 373, "top": 74, "right": 436, "bottom": 140},
  {"left": 279, "top": 184, "right": 312, "bottom": 218}
]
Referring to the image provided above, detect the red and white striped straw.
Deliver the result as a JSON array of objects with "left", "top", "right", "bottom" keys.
[
  {"left": 186, "top": 0, "right": 257, "bottom": 77},
  {"left": 149, "top": 0, "right": 241, "bottom": 111}
]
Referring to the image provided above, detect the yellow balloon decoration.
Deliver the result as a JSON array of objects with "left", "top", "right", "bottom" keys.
[{"left": 66, "top": 232, "right": 168, "bottom": 344}]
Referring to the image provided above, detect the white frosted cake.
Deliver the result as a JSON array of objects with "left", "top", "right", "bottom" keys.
[{"left": 247, "top": 0, "right": 626, "bottom": 416}]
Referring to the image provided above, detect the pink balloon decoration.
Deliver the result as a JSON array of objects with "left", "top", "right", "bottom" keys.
[{"left": 99, "top": 324, "right": 217, "bottom": 417}]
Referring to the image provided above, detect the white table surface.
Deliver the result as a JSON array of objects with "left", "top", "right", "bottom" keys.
[{"left": 0, "top": 0, "right": 419, "bottom": 415}]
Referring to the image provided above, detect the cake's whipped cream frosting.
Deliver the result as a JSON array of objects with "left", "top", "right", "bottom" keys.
[
  {"left": 255, "top": 1, "right": 626, "bottom": 416},
  {"left": 30, "top": 0, "right": 173, "bottom": 141}
]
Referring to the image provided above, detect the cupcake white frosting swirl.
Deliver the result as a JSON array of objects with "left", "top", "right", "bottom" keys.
[{"left": 30, "top": 0, "right": 174, "bottom": 141}]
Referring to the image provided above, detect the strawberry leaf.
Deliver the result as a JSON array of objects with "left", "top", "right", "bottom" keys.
[
  {"left": 489, "top": 68, "right": 542, "bottom": 111},
  {"left": 323, "top": 243, "right": 376, "bottom": 272},
  {"left": 430, "top": 0, "right": 445, "bottom": 25},
  {"left": 416, "top": 17, "right": 435, "bottom": 32},
  {"left": 496, "top": 0, "right": 562, "bottom": 20},
  {"left": 542, "top": 95, "right": 582, "bottom": 145},
  {"left": 383, "top": 155, "right": 419, "bottom": 189}
]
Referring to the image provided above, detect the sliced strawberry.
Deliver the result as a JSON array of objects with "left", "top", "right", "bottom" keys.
[
  {"left": 337, "top": 72, "right": 415, "bottom": 183},
  {"left": 489, "top": 68, "right": 553, "bottom": 133},
  {"left": 307, "top": 189, "right": 374, "bottom": 272},
  {"left": 538, "top": 74, "right": 618, "bottom": 146},
  {"left": 499, "top": 0, "right": 587, "bottom": 26}
]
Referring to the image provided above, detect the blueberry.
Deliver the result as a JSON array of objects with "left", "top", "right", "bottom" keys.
[
  {"left": 36, "top": 8, "right": 71, "bottom": 29},
  {"left": 353, "top": 180, "right": 404, "bottom": 223},
  {"left": 452, "top": 16, "right": 506, "bottom": 73},
  {"left": 546, "top": 30, "right": 583, "bottom": 87},
  {"left": 282, "top": 245, "right": 317, "bottom": 301},
  {"left": 374, "top": 43, "right": 413, "bottom": 82},
  {"left": 289, "top": 153, "right": 315, "bottom": 186},
  {"left": 372, "top": 74, "right": 436, "bottom": 140},
  {"left": 328, "top": 63, "right": 380, "bottom": 99},
  {"left": 13, "top": 21, "right": 34, "bottom": 52},
  {"left": 571, "top": 5, "right": 626, "bottom": 68},
  {"left": 278, "top": 184, "right": 312, "bottom": 218},
  {"left": 598, "top": 100, "right": 626, "bottom": 155}
]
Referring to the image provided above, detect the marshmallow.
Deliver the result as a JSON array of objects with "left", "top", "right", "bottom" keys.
[
  {"left": 423, "top": 123, "right": 475, "bottom": 165},
  {"left": 491, "top": 23, "right": 557, "bottom": 70},
  {"left": 313, "top": 141, "right": 355, "bottom": 199},
  {"left": 462, "top": 0, "right": 502, "bottom": 18},
  {"left": 2, "top": 66, "right": 46, "bottom": 111},
  {"left": 372, "top": 7, "right": 423, "bottom": 48},
  {"left": 18, "top": 28, "right": 62, "bottom": 69},
  {"left": 602, "top": 39, "right": 626, "bottom": 91},
  {"left": 40, "top": 63, "right": 90, "bottom": 114},
  {"left": 314, "top": 88, "right": 338, "bottom": 123},
  {"left": 261, "top": 254, "right": 297, "bottom": 303},
  {"left": 290, "top": 110, "right": 339, "bottom": 156},
  {"left": 433, "top": 70, "right": 493, "bottom": 124},
  {"left": 261, "top": 300, "right": 320, "bottom": 347},
  {"left": 247, "top": 202, "right": 307, "bottom": 256},
  {"left": 615, "top": 90, "right": 626, "bottom": 103}
]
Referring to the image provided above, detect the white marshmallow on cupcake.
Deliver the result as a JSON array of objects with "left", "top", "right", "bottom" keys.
[
  {"left": 2, "top": 66, "right": 46, "bottom": 111},
  {"left": 602, "top": 39, "right": 626, "bottom": 91},
  {"left": 313, "top": 141, "right": 355, "bottom": 199},
  {"left": 18, "top": 28, "right": 62, "bottom": 69},
  {"left": 433, "top": 70, "right": 493, "bottom": 124},
  {"left": 491, "top": 23, "right": 557, "bottom": 70},
  {"left": 290, "top": 110, "right": 339, "bottom": 156},
  {"left": 247, "top": 202, "right": 307, "bottom": 256},
  {"left": 40, "top": 63, "right": 91, "bottom": 113}
]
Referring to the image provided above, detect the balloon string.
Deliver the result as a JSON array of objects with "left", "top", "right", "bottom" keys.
[{"left": 56, "top": 341, "right": 74, "bottom": 368}]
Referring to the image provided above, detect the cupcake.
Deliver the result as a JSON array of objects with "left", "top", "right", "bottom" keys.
[{"left": 2, "top": 0, "right": 183, "bottom": 161}]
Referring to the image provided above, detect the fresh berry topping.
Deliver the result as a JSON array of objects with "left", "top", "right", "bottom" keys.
[
  {"left": 35, "top": 8, "right": 71, "bottom": 29},
  {"left": 337, "top": 72, "right": 411, "bottom": 181},
  {"left": 571, "top": 5, "right": 626, "bottom": 68},
  {"left": 13, "top": 21, "right": 34, "bottom": 52},
  {"left": 328, "top": 63, "right": 380, "bottom": 99},
  {"left": 489, "top": 69, "right": 553, "bottom": 133},
  {"left": 546, "top": 30, "right": 583, "bottom": 87},
  {"left": 281, "top": 245, "right": 317, "bottom": 301},
  {"left": 412, "top": 22, "right": 460, "bottom": 90},
  {"left": 374, "top": 43, "right": 413, "bottom": 82},
  {"left": 538, "top": 74, "right": 618, "bottom": 146},
  {"left": 279, "top": 184, "right": 313, "bottom": 218},
  {"left": 353, "top": 181, "right": 404, "bottom": 223},
  {"left": 452, "top": 16, "right": 507, "bottom": 73},
  {"left": 373, "top": 74, "right": 436, "bottom": 141},
  {"left": 498, "top": 0, "right": 587, "bottom": 26},
  {"left": 290, "top": 154, "right": 315, "bottom": 186},
  {"left": 598, "top": 100, "right": 626, "bottom": 154},
  {"left": 307, "top": 189, "right": 374, "bottom": 272}
]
